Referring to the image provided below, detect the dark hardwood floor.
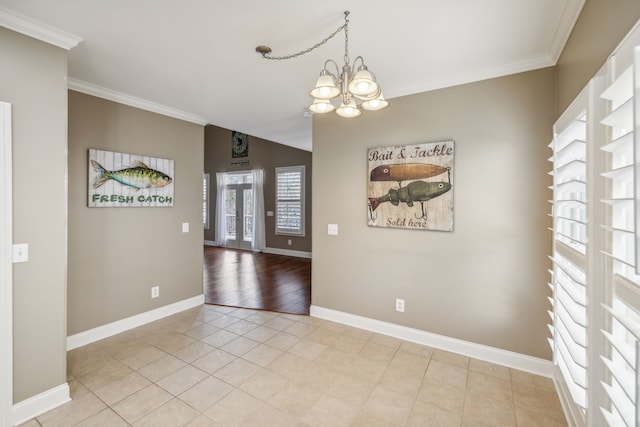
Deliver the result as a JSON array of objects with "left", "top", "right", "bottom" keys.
[{"left": 203, "top": 246, "right": 311, "bottom": 315}]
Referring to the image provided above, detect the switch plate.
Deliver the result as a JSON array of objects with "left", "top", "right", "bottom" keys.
[
  {"left": 328, "top": 224, "right": 338, "bottom": 235},
  {"left": 267, "top": 211, "right": 274, "bottom": 217},
  {"left": 151, "top": 286, "right": 159, "bottom": 298},
  {"left": 182, "top": 222, "right": 189, "bottom": 233},
  {"left": 13, "top": 244, "right": 28, "bottom": 263},
  {"left": 395, "top": 298, "right": 405, "bottom": 313},
  {"left": 288, "top": 239, "right": 292, "bottom": 245}
]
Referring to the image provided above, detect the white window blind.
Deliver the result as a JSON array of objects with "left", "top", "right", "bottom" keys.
[
  {"left": 549, "top": 102, "right": 589, "bottom": 417},
  {"left": 548, "top": 21, "right": 640, "bottom": 427},
  {"left": 553, "top": 113, "right": 588, "bottom": 254},
  {"left": 275, "top": 166, "right": 305, "bottom": 236},
  {"left": 598, "top": 34, "right": 640, "bottom": 426},
  {"left": 600, "top": 277, "right": 639, "bottom": 427},
  {"left": 203, "top": 173, "right": 210, "bottom": 229}
]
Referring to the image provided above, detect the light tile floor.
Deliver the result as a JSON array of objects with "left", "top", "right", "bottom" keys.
[{"left": 20, "top": 305, "right": 567, "bottom": 426}]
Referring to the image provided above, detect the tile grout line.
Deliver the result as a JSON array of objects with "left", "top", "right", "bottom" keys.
[{"left": 28, "top": 305, "right": 566, "bottom": 427}]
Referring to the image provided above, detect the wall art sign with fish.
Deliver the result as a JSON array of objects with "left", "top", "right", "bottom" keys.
[
  {"left": 88, "top": 149, "right": 175, "bottom": 207},
  {"left": 367, "top": 141, "right": 454, "bottom": 231}
]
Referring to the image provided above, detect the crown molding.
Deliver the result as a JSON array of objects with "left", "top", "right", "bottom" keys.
[
  {"left": 548, "top": 0, "right": 586, "bottom": 63},
  {"left": 0, "top": 7, "right": 82, "bottom": 50},
  {"left": 68, "top": 79, "right": 210, "bottom": 126},
  {"left": 385, "top": 0, "right": 585, "bottom": 99},
  {"left": 388, "top": 53, "right": 556, "bottom": 101}
]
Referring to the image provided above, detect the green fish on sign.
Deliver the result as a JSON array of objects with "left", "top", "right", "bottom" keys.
[{"left": 91, "top": 160, "right": 173, "bottom": 190}]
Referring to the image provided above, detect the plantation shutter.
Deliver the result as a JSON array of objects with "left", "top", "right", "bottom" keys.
[
  {"left": 275, "top": 166, "right": 305, "bottom": 236},
  {"left": 548, "top": 20, "right": 640, "bottom": 427},
  {"left": 548, "top": 69, "right": 610, "bottom": 426},
  {"left": 203, "top": 173, "right": 210, "bottom": 229},
  {"left": 549, "top": 94, "right": 589, "bottom": 417},
  {"left": 598, "top": 29, "right": 640, "bottom": 426}
]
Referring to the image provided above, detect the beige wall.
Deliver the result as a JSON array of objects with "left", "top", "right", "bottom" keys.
[
  {"left": 311, "top": 0, "right": 640, "bottom": 363},
  {"left": 204, "top": 125, "right": 312, "bottom": 253},
  {"left": 0, "top": 28, "right": 68, "bottom": 403},
  {"left": 5, "top": 0, "right": 639, "bottom": 408},
  {"left": 312, "top": 68, "right": 556, "bottom": 359},
  {"left": 67, "top": 91, "right": 204, "bottom": 334},
  {"left": 556, "top": 0, "right": 640, "bottom": 112}
]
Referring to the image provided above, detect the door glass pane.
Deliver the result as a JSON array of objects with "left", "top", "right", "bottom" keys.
[
  {"left": 225, "top": 189, "right": 236, "bottom": 238},
  {"left": 225, "top": 173, "right": 253, "bottom": 185},
  {"left": 226, "top": 175, "right": 243, "bottom": 185},
  {"left": 244, "top": 189, "right": 253, "bottom": 241}
]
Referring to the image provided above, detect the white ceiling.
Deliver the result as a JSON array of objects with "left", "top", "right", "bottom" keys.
[{"left": 0, "top": 1, "right": 584, "bottom": 151}]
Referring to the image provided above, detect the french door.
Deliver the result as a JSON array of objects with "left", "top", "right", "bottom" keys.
[{"left": 224, "top": 183, "right": 253, "bottom": 250}]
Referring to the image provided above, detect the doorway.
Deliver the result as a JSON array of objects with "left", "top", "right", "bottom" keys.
[
  {"left": 203, "top": 246, "right": 311, "bottom": 314},
  {"left": 221, "top": 172, "right": 253, "bottom": 249}
]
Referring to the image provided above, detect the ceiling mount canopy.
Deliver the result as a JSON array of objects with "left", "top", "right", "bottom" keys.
[{"left": 256, "top": 11, "right": 388, "bottom": 118}]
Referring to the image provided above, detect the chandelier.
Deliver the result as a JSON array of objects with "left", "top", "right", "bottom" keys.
[{"left": 256, "top": 11, "right": 388, "bottom": 118}]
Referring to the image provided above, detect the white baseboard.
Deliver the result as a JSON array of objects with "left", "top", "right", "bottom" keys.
[
  {"left": 310, "top": 305, "right": 553, "bottom": 378},
  {"left": 13, "top": 382, "right": 70, "bottom": 426},
  {"left": 67, "top": 294, "right": 205, "bottom": 350},
  {"left": 203, "top": 243, "right": 311, "bottom": 259},
  {"left": 263, "top": 247, "right": 312, "bottom": 259}
]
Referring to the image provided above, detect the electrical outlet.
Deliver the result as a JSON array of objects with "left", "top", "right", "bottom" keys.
[
  {"left": 12, "top": 243, "right": 29, "bottom": 263},
  {"left": 395, "top": 298, "right": 405, "bottom": 313},
  {"left": 288, "top": 239, "right": 292, "bottom": 245},
  {"left": 151, "top": 286, "right": 159, "bottom": 298}
]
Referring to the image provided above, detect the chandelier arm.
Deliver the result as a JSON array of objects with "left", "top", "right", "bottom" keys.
[
  {"left": 323, "top": 59, "right": 341, "bottom": 77},
  {"left": 351, "top": 56, "right": 365, "bottom": 73},
  {"left": 257, "top": 14, "right": 349, "bottom": 61}
]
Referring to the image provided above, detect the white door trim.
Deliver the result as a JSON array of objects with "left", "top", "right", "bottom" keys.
[{"left": 0, "top": 101, "right": 13, "bottom": 426}]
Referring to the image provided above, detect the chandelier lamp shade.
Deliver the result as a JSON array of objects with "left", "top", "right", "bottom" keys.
[{"left": 255, "top": 11, "right": 388, "bottom": 118}]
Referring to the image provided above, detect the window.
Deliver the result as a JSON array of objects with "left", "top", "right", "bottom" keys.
[
  {"left": 549, "top": 99, "right": 588, "bottom": 417},
  {"left": 275, "top": 166, "right": 305, "bottom": 236},
  {"left": 203, "top": 173, "right": 210, "bottom": 229},
  {"left": 598, "top": 42, "right": 639, "bottom": 427},
  {"left": 548, "top": 24, "right": 640, "bottom": 427}
]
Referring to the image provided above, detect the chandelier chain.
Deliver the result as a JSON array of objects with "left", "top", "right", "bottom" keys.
[
  {"left": 255, "top": 10, "right": 387, "bottom": 117},
  {"left": 259, "top": 14, "right": 349, "bottom": 61},
  {"left": 343, "top": 16, "right": 349, "bottom": 66}
]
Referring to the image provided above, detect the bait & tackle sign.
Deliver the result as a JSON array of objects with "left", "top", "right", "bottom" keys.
[{"left": 367, "top": 141, "right": 454, "bottom": 231}]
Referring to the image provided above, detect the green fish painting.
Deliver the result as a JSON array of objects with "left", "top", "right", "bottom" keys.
[{"left": 91, "top": 159, "right": 173, "bottom": 190}]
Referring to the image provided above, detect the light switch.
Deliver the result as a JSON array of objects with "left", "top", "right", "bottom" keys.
[
  {"left": 328, "top": 224, "right": 338, "bottom": 235},
  {"left": 13, "top": 243, "right": 28, "bottom": 263},
  {"left": 267, "top": 211, "right": 274, "bottom": 217},
  {"left": 182, "top": 222, "right": 189, "bottom": 233}
]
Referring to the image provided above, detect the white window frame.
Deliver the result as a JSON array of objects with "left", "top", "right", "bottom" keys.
[{"left": 275, "top": 165, "right": 305, "bottom": 237}]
